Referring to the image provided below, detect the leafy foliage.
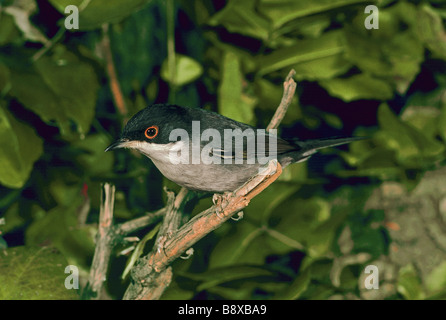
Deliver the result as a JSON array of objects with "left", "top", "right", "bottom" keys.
[
  {"left": 0, "top": 246, "right": 78, "bottom": 299},
  {"left": 0, "top": 0, "right": 446, "bottom": 300}
]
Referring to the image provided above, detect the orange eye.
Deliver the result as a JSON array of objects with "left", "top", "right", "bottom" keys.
[{"left": 144, "top": 125, "right": 159, "bottom": 139}]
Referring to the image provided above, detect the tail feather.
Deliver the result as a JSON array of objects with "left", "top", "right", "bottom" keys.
[
  {"left": 295, "top": 136, "right": 366, "bottom": 152},
  {"left": 278, "top": 136, "right": 366, "bottom": 166}
]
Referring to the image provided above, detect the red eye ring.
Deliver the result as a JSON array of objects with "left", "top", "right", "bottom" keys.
[{"left": 144, "top": 125, "right": 159, "bottom": 139}]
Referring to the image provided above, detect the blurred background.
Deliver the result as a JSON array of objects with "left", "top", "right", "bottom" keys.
[{"left": 1, "top": 0, "right": 446, "bottom": 300}]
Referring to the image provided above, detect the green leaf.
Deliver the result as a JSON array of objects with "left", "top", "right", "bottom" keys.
[
  {"left": 109, "top": 5, "right": 159, "bottom": 96},
  {"left": 400, "top": 106, "right": 441, "bottom": 141},
  {"left": 218, "top": 51, "right": 256, "bottom": 124},
  {"left": 273, "top": 268, "right": 311, "bottom": 300},
  {"left": 347, "top": 210, "right": 388, "bottom": 259},
  {"left": 255, "top": 30, "right": 346, "bottom": 76},
  {"left": 209, "top": 222, "right": 264, "bottom": 268},
  {"left": 208, "top": 0, "right": 271, "bottom": 40},
  {"left": 397, "top": 264, "right": 424, "bottom": 300},
  {"left": 25, "top": 202, "right": 95, "bottom": 269},
  {"left": 48, "top": 0, "right": 152, "bottom": 30},
  {"left": 247, "top": 182, "right": 301, "bottom": 224},
  {"left": 258, "top": 0, "right": 369, "bottom": 29},
  {"left": 439, "top": 100, "right": 446, "bottom": 142},
  {"left": 0, "top": 12, "right": 21, "bottom": 45},
  {"left": 0, "top": 106, "right": 43, "bottom": 188},
  {"left": 0, "top": 246, "right": 79, "bottom": 300},
  {"left": 205, "top": 285, "right": 253, "bottom": 300},
  {"left": 181, "top": 265, "right": 274, "bottom": 292},
  {"left": 293, "top": 54, "right": 352, "bottom": 81},
  {"left": 319, "top": 73, "right": 394, "bottom": 102},
  {"left": 272, "top": 14, "right": 331, "bottom": 40},
  {"left": 72, "top": 134, "right": 115, "bottom": 176},
  {"left": 344, "top": 2, "right": 423, "bottom": 94},
  {"left": 209, "top": 182, "right": 300, "bottom": 268},
  {"left": 0, "top": 62, "right": 10, "bottom": 94},
  {"left": 272, "top": 197, "right": 338, "bottom": 258},
  {"left": 340, "top": 147, "right": 403, "bottom": 180},
  {"left": 161, "top": 54, "right": 203, "bottom": 87},
  {"left": 9, "top": 46, "right": 99, "bottom": 136},
  {"left": 426, "top": 261, "right": 446, "bottom": 294},
  {"left": 377, "top": 103, "right": 445, "bottom": 165},
  {"left": 160, "top": 281, "right": 195, "bottom": 300},
  {"left": 1, "top": 203, "right": 25, "bottom": 234},
  {"left": 416, "top": 4, "right": 446, "bottom": 59}
]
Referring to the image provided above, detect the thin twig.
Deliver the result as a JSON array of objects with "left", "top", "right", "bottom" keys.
[
  {"left": 101, "top": 24, "right": 128, "bottom": 118},
  {"left": 266, "top": 69, "right": 297, "bottom": 132},
  {"left": 32, "top": 27, "right": 64, "bottom": 62},
  {"left": 118, "top": 208, "right": 166, "bottom": 235}
]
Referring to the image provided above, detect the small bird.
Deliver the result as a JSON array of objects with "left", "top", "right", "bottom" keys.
[{"left": 105, "top": 104, "right": 362, "bottom": 193}]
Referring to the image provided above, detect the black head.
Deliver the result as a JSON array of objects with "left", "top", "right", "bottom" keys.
[{"left": 105, "top": 104, "right": 193, "bottom": 152}]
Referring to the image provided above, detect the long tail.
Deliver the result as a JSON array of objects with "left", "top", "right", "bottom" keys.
[{"left": 294, "top": 136, "right": 366, "bottom": 153}]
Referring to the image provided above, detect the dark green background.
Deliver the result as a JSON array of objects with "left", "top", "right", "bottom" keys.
[{"left": 1, "top": 0, "right": 446, "bottom": 300}]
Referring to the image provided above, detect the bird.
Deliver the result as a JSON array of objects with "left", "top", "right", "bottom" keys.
[{"left": 105, "top": 104, "right": 363, "bottom": 193}]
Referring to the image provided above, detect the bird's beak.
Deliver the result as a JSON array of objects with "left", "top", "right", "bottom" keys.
[{"left": 105, "top": 138, "right": 130, "bottom": 152}]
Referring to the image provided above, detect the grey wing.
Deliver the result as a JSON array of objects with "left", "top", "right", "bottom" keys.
[{"left": 210, "top": 131, "right": 298, "bottom": 164}]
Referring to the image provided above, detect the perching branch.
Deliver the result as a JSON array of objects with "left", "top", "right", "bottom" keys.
[{"left": 122, "top": 69, "right": 297, "bottom": 300}]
